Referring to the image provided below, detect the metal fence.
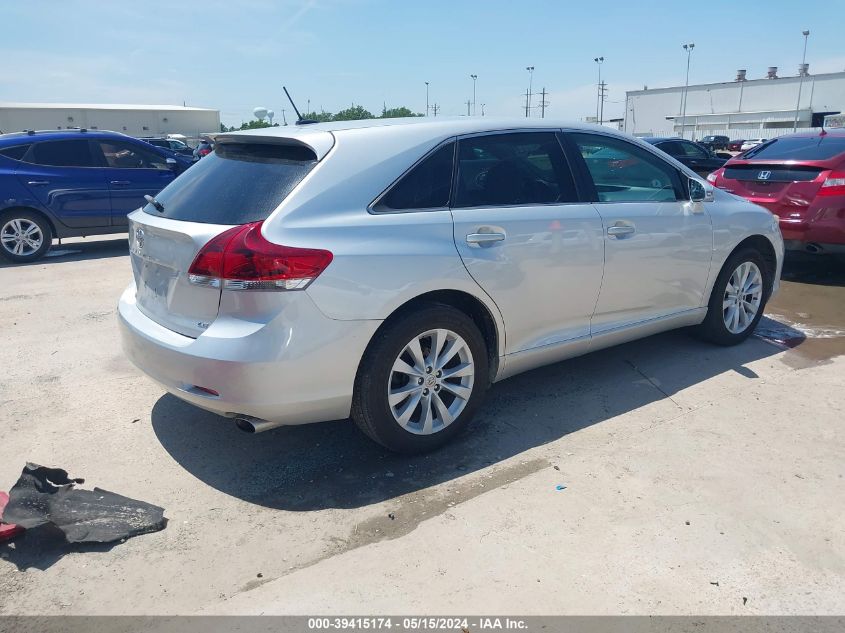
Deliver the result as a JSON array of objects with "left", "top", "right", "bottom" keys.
[{"left": 634, "top": 127, "right": 824, "bottom": 141}]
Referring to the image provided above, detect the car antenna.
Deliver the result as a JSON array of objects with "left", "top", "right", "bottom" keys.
[{"left": 283, "top": 86, "right": 318, "bottom": 125}]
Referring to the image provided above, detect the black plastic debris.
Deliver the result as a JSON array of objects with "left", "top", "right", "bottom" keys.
[{"left": 1, "top": 463, "right": 166, "bottom": 543}]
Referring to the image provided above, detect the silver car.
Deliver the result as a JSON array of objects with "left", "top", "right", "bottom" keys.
[{"left": 119, "top": 118, "right": 783, "bottom": 453}]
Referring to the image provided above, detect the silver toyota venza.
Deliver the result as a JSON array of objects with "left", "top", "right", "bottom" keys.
[{"left": 119, "top": 118, "right": 783, "bottom": 453}]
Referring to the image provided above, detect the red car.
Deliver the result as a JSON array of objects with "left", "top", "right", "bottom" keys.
[
  {"left": 727, "top": 139, "right": 746, "bottom": 152},
  {"left": 708, "top": 130, "right": 845, "bottom": 255}
]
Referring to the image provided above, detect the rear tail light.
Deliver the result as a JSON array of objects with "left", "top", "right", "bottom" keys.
[
  {"left": 706, "top": 168, "right": 723, "bottom": 184},
  {"left": 819, "top": 171, "right": 845, "bottom": 196},
  {"left": 188, "top": 221, "right": 333, "bottom": 291}
]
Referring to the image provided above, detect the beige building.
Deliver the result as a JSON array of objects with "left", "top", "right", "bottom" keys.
[{"left": 0, "top": 102, "right": 220, "bottom": 138}]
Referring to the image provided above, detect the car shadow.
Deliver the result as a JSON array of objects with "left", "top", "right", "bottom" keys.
[
  {"left": 781, "top": 251, "right": 845, "bottom": 288},
  {"left": 151, "top": 327, "right": 800, "bottom": 512},
  {"left": 0, "top": 236, "right": 128, "bottom": 268}
]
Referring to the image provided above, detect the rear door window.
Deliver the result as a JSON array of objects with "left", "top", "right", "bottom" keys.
[
  {"left": 453, "top": 132, "right": 578, "bottom": 208},
  {"left": 143, "top": 141, "right": 318, "bottom": 224},
  {"left": 743, "top": 136, "right": 845, "bottom": 160},
  {"left": 374, "top": 141, "right": 455, "bottom": 211},
  {"left": 27, "top": 140, "right": 96, "bottom": 167},
  {"left": 679, "top": 142, "right": 709, "bottom": 159}
]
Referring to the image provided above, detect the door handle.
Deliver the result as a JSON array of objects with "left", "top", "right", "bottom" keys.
[
  {"left": 607, "top": 224, "right": 636, "bottom": 237},
  {"left": 110, "top": 180, "right": 131, "bottom": 186},
  {"left": 26, "top": 180, "right": 49, "bottom": 186},
  {"left": 466, "top": 232, "right": 506, "bottom": 245}
]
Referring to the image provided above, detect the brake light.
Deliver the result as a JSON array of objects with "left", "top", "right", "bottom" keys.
[
  {"left": 188, "top": 222, "right": 333, "bottom": 290},
  {"left": 819, "top": 171, "right": 845, "bottom": 196},
  {"left": 706, "top": 168, "right": 723, "bottom": 184}
]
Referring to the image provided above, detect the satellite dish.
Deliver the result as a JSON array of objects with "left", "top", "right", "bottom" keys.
[
  {"left": 267, "top": 109, "right": 275, "bottom": 125},
  {"left": 253, "top": 107, "right": 268, "bottom": 121}
]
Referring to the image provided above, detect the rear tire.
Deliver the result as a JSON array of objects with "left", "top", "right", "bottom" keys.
[
  {"left": 0, "top": 210, "right": 52, "bottom": 263},
  {"left": 696, "top": 247, "right": 771, "bottom": 345},
  {"left": 352, "top": 303, "right": 489, "bottom": 454}
]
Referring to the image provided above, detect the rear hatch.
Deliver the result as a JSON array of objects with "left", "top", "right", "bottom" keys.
[
  {"left": 128, "top": 135, "right": 330, "bottom": 337},
  {"left": 718, "top": 135, "right": 845, "bottom": 218}
]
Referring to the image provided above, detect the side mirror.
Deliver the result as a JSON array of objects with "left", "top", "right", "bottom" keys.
[{"left": 689, "top": 177, "right": 706, "bottom": 202}]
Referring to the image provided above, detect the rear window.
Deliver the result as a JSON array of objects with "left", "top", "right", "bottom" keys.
[
  {"left": 744, "top": 136, "right": 845, "bottom": 160},
  {"left": 143, "top": 142, "right": 318, "bottom": 224},
  {"left": 0, "top": 144, "right": 30, "bottom": 160}
]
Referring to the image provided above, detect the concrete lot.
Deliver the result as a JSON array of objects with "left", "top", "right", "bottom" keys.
[{"left": 0, "top": 236, "right": 843, "bottom": 615}]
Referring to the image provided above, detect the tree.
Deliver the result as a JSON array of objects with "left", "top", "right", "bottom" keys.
[
  {"left": 332, "top": 105, "right": 374, "bottom": 121},
  {"left": 381, "top": 106, "right": 423, "bottom": 119},
  {"left": 219, "top": 122, "right": 228, "bottom": 132},
  {"left": 301, "top": 111, "right": 334, "bottom": 123},
  {"left": 237, "top": 119, "right": 279, "bottom": 130}
]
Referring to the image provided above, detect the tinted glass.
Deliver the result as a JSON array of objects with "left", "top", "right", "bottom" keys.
[
  {"left": 743, "top": 136, "right": 845, "bottom": 160},
  {"left": 0, "top": 144, "right": 30, "bottom": 160},
  {"left": 679, "top": 142, "right": 708, "bottom": 158},
  {"left": 30, "top": 140, "right": 95, "bottom": 167},
  {"left": 376, "top": 141, "right": 454, "bottom": 211},
  {"left": 658, "top": 141, "right": 684, "bottom": 157},
  {"left": 143, "top": 142, "right": 317, "bottom": 224},
  {"left": 570, "top": 133, "right": 681, "bottom": 202},
  {"left": 98, "top": 141, "right": 169, "bottom": 169},
  {"left": 454, "top": 132, "right": 577, "bottom": 208}
]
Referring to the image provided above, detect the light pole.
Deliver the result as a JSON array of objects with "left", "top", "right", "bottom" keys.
[
  {"left": 526, "top": 66, "right": 534, "bottom": 117},
  {"left": 470, "top": 74, "right": 477, "bottom": 116},
  {"left": 593, "top": 57, "right": 604, "bottom": 122},
  {"left": 680, "top": 43, "right": 695, "bottom": 139},
  {"left": 793, "top": 30, "right": 810, "bottom": 132},
  {"left": 425, "top": 82, "right": 429, "bottom": 116}
]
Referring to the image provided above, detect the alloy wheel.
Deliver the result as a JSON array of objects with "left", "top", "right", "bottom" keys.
[
  {"left": 722, "top": 261, "right": 763, "bottom": 334},
  {"left": 387, "top": 328, "right": 475, "bottom": 435},
  {"left": 1, "top": 218, "right": 43, "bottom": 257}
]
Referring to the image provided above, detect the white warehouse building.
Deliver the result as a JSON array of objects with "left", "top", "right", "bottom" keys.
[
  {"left": 624, "top": 67, "right": 845, "bottom": 139},
  {"left": 0, "top": 103, "right": 220, "bottom": 138}
]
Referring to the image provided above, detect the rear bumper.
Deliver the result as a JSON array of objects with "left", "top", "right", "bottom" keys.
[{"left": 118, "top": 283, "right": 381, "bottom": 425}]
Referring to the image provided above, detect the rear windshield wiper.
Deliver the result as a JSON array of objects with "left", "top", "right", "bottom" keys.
[{"left": 144, "top": 194, "right": 165, "bottom": 212}]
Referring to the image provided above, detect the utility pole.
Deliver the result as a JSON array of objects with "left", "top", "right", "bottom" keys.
[
  {"left": 598, "top": 81, "right": 608, "bottom": 125},
  {"left": 680, "top": 43, "right": 695, "bottom": 139},
  {"left": 425, "top": 81, "right": 430, "bottom": 116},
  {"left": 793, "top": 30, "right": 810, "bottom": 132},
  {"left": 539, "top": 87, "right": 548, "bottom": 119},
  {"left": 470, "top": 74, "right": 477, "bottom": 116},
  {"left": 466, "top": 100, "right": 471, "bottom": 116},
  {"left": 431, "top": 103, "right": 440, "bottom": 117},
  {"left": 594, "top": 57, "right": 604, "bottom": 122},
  {"left": 481, "top": 103, "right": 486, "bottom": 116},
  {"left": 525, "top": 66, "right": 534, "bottom": 117},
  {"left": 281, "top": 108, "right": 288, "bottom": 126}
]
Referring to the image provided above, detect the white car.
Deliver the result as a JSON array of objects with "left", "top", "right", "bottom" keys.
[
  {"left": 119, "top": 118, "right": 784, "bottom": 453},
  {"left": 740, "top": 138, "right": 768, "bottom": 151}
]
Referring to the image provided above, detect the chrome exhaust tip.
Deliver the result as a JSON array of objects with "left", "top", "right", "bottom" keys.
[{"left": 234, "top": 415, "right": 281, "bottom": 434}]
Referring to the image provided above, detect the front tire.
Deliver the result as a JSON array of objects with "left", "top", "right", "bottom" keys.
[
  {"left": 352, "top": 303, "right": 489, "bottom": 454},
  {"left": 696, "top": 247, "right": 771, "bottom": 345},
  {"left": 0, "top": 211, "right": 52, "bottom": 263}
]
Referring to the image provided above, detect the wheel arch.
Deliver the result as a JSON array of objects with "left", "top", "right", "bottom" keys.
[
  {"left": 361, "top": 289, "right": 502, "bottom": 384},
  {"left": 726, "top": 234, "right": 778, "bottom": 300},
  {"left": 0, "top": 205, "right": 59, "bottom": 241}
]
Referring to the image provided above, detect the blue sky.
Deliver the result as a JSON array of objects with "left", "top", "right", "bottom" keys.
[{"left": 2, "top": 0, "right": 843, "bottom": 126}]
